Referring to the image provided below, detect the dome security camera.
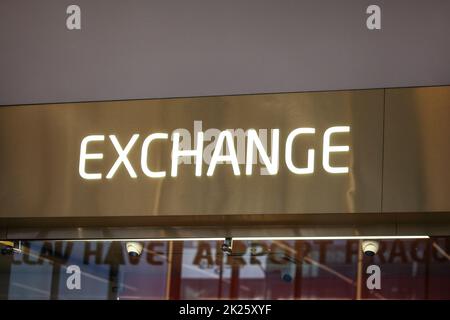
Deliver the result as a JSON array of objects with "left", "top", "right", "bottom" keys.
[
  {"left": 126, "top": 242, "right": 143, "bottom": 257},
  {"left": 361, "top": 240, "right": 379, "bottom": 256}
]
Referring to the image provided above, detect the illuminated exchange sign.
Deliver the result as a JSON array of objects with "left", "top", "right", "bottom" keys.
[
  {"left": 79, "top": 125, "right": 350, "bottom": 180},
  {"left": 0, "top": 89, "right": 384, "bottom": 217}
]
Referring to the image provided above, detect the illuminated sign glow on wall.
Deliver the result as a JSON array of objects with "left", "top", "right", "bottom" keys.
[
  {"left": 0, "top": 89, "right": 386, "bottom": 216},
  {"left": 79, "top": 124, "right": 350, "bottom": 180}
]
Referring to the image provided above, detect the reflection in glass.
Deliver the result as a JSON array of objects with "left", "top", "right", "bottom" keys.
[{"left": 0, "top": 238, "right": 449, "bottom": 300}]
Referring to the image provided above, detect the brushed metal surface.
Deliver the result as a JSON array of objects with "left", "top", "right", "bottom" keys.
[
  {"left": 5, "top": 212, "right": 450, "bottom": 240},
  {"left": 4, "top": 225, "right": 397, "bottom": 241},
  {"left": 0, "top": 89, "right": 384, "bottom": 218},
  {"left": 383, "top": 86, "right": 450, "bottom": 212}
]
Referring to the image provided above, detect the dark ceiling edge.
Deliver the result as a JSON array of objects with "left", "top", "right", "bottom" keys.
[{"left": 1, "top": 84, "right": 450, "bottom": 108}]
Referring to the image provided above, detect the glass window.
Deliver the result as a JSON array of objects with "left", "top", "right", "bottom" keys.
[{"left": 1, "top": 238, "right": 449, "bottom": 300}]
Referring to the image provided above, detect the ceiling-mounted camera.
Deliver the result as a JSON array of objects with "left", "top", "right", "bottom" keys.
[
  {"left": 126, "top": 242, "right": 143, "bottom": 257},
  {"left": 361, "top": 240, "right": 379, "bottom": 256}
]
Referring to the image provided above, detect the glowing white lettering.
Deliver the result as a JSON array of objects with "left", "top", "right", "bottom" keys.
[
  {"left": 323, "top": 126, "right": 350, "bottom": 174},
  {"left": 141, "top": 133, "right": 168, "bottom": 178},
  {"left": 79, "top": 135, "right": 104, "bottom": 180},
  {"left": 207, "top": 131, "right": 240, "bottom": 176},
  {"left": 285, "top": 128, "right": 315, "bottom": 174},
  {"left": 78, "top": 124, "right": 351, "bottom": 180},
  {"left": 246, "top": 129, "right": 279, "bottom": 175},
  {"left": 171, "top": 132, "right": 204, "bottom": 177},
  {"left": 106, "top": 134, "right": 139, "bottom": 179}
]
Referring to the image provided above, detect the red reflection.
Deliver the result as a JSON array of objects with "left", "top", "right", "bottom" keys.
[{"left": 0, "top": 238, "right": 449, "bottom": 300}]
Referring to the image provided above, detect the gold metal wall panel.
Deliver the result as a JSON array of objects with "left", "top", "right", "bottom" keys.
[
  {"left": 383, "top": 86, "right": 450, "bottom": 212},
  {"left": 0, "top": 90, "right": 384, "bottom": 218}
]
